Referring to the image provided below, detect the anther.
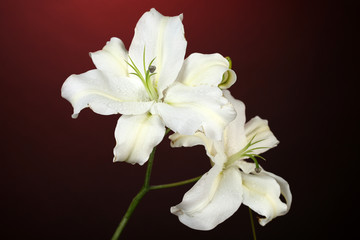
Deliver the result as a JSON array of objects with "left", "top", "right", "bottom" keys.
[
  {"left": 255, "top": 167, "right": 262, "bottom": 173},
  {"left": 148, "top": 65, "right": 156, "bottom": 73}
]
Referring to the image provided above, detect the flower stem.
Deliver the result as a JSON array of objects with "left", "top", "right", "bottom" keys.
[
  {"left": 111, "top": 186, "right": 149, "bottom": 240},
  {"left": 111, "top": 147, "right": 201, "bottom": 240},
  {"left": 144, "top": 148, "right": 156, "bottom": 187},
  {"left": 249, "top": 207, "right": 257, "bottom": 240},
  {"left": 111, "top": 148, "right": 156, "bottom": 240},
  {"left": 150, "top": 176, "right": 201, "bottom": 190}
]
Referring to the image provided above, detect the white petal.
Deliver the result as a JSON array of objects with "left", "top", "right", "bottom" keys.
[
  {"left": 171, "top": 163, "right": 243, "bottom": 230},
  {"left": 129, "top": 8, "right": 187, "bottom": 97},
  {"left": 61, "top": 70, "right": 152, "bottom": 118},
  {"left": 241, "top": 171, "right": 288, "bottom": 226},
  {"left": 90, "top": 37, "right": 129, "bottom": 77},
  {"left": 219, "top": 69, "right": 237, "bottom": 89},
  {"left": 222, "top": 90, "right": 247, "bottom": 156},
  {"left": 113, "top": 114, "right": 165, "bottom": 165},
  {"left": 244, "top": 116, "right": 279, "bottom": 155},
  {"left": 169, "top": 132, "right": 226, "bottom": 165},
  {"left": 152, "top": 83, "right": 236, "bottom": 140},
  {"left": 236, "top": 160, "right": 258, "bottom": 174},
  {"left": 169, "top": 132, "right": 216, "bottom": 157},
  {"left": 176, "top": 53, "right": 230, "bottom": 87},
  {"left": 263, "top": 170, "right": 292, "bottom": 218}
]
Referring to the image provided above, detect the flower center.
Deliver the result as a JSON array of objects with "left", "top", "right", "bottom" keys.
[
  {"left": 225, "top": 134, "right": 267, "bottom": 173},
  {"left": 125, "top": 48, "right": 159, "bottom": 101}
]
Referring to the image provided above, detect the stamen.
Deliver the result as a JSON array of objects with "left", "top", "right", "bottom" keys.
[
  {"left": 124, "top": 48, "right": 158, "bottom": 100},
  {"left": 226, "top": 134, "right": 266, "bottom": 171},
  {"left": 247, "top": 154, "right": 262, "bottom": 174},
  {"left": 148, "top": 65, "right": 156, "bottom": 73}
]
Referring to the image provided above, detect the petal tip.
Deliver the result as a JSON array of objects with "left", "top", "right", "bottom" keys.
[
  {"left": 258, "top": 218, "right": 267, "bottom": 226},
  {"left": 170, "top": 206, "right": 183, "bottom": 216},
  {"left": 219, "top": 69, "right": 237, "bottom": 89}
]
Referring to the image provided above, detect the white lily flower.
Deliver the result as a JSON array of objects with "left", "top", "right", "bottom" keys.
[
  {"left": 61, "top": 9, "right": 236, "bottom": 165},
  {"left": 169, "top": 91, "right": 292, "bottom": 230}
]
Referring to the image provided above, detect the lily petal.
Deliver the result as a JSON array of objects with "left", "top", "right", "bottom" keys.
[
  {"left": 61, "top": 69, "right": 153, "bottom": 118},
  {"left": 171, "top": 160, "right": 243, "bottom": 230},
  {"left": 241, "top": 171, "right": 288, "bottom": 226},
  {"left": 263, "top": 170, "right": 292, "bottom": 218},
  {"left": 219, "top": 69, "right": 237, "bottom": 89},
  {"left": 113, "top": 113, "right": 165, "bottom": 165},
  {"left": 129, "top": 8, "right": 187, "bottom": 97},
  {"left": 244, "top": 116, "right": 279, "bottom": 155},
  {"left": 236, "top": 159, "right": 259, "bottom": 174},
  {"left": 90, "top": 37, "right": 129, "bottom": 77},
  {"left": 152, "top": 83, "right": 236, "bottom": 140},
  {"left": 222, "top": 90, "right": 247, "bottom": 156},
  {"left": 169, "top": 132, "right": 216, "bottom": 157},
  {"left": 169, "top": 132, "right": 226, "bottom": 165},
  {"left": 176, "top": 53, "right": 230, "bottom": 87}
]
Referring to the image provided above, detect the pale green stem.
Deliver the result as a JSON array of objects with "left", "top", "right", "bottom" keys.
[
  {"left": 111, "top": 147, "right": 201, "bottom": 240},
  {"left": 110, "top": 148, "right": 156, "bottom": 240},
  {"left": 150, "top": 176, "right": 201, "bottom": 190},
  {"left": 249, "top": 207, "right": 257, "bottom": 240},
  {"left": 144, "top": 148, "right": 156, "bottom": 188},
  {"left": 110, "top": 186, "right": 149, "bottom": 240}
]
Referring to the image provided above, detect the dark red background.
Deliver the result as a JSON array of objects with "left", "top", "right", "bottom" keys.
[{"left": 1, "top": 0, "right": 356, "bottom": 239}]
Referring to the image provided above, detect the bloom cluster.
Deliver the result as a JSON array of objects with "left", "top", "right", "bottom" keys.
[{"left": 61, "top": 8, "right": 291, "bottom": 231}]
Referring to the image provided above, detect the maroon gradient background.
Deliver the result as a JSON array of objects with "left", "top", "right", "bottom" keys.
[{"left": 1, "top": 0, "right": 356, "bottom": 239}]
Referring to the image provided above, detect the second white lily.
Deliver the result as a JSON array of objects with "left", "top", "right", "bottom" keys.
[{"left": 170, "top": 91, "right": 292, "bottom": 230}]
